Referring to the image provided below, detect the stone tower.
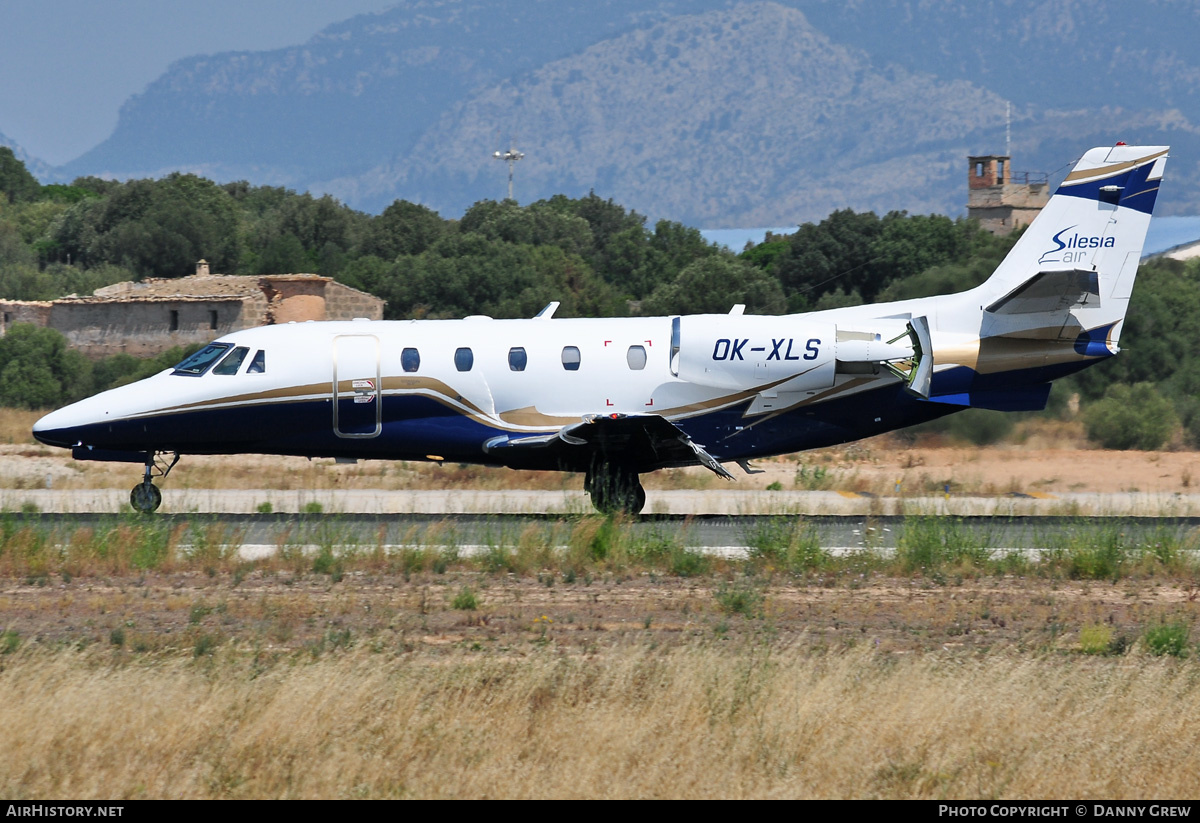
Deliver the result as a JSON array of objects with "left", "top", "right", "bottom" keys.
[{"left": 966, "top": 155, "right": 1048, "bottom": 235}]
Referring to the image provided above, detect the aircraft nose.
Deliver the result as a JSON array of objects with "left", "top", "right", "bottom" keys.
[{"left": 33, "top": 405, "right": 87, "bottom": 448}]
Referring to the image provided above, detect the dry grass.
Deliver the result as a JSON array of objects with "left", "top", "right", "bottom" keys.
[
  {"left": 1, "top": 644, "right": 1198, "bottom": 799},
  {"left": 0, "top": 409, "right": 41, "bottom": 445}
]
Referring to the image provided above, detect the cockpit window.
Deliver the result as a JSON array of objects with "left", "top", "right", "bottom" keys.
[
  {"left": 247, "top": 350, "right": 266, "bottom": 374},
  {"left": 212, "top": 346, "right": 249, "bottom": 375},
  {"left": 172, "top": 343, "right": 231, "bottom": 376}
]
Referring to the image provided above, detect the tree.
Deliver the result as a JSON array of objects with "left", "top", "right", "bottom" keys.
[
  {"left": 0, "top": 324, "right": 92, "bottom": 408},
  {"left": 375, "top": 233, "right": 620, "bottom": 320},
  {"left": 360, "top": 200, "right": 447, "bottom": 259},
  {"left": 0, "top": 148, "right": 39, "bottom": 204},
  {"left": 641, "top": 256, "right": 786, "bottom": 315},
  {"left": 1083, "top": 383, "right": 1178, "bottom": 450},
  {"left": 52, "top": 174, "right": 240, "bottom": 276}
]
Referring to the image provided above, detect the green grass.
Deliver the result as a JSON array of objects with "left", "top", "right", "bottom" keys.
[
  {"left": 452, "top": 586, "right": 478, "bottom": 611},
  {"left": 1, "top": 513, "right": 1198, "bottom": 586},
  {"left": 1143, "top": 622, "right": 1190, "bottom": 657},
  {"left": 895, "top": 516, "right": 993, "bottom": 575}
]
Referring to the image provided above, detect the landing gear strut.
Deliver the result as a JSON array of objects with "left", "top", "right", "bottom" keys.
[
  {"left": 585, "top": 462, "right": 646, "bottom": 515},
  {"left": 129, "top": 452, "right": 179, "bottom": 514}
]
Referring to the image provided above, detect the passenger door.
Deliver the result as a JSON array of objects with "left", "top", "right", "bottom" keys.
[{"left": 333, "top": 335, "right": 381, "bottom": 438}]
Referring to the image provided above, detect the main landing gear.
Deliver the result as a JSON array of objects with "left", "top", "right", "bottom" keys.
[
  {"left": 130, "top": 452, "right": 180, "bottom": 514},
  {"left": 585, "top": 462, "right": 646, "bottom": 515}
]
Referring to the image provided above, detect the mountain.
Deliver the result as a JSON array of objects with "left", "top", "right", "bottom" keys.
[
  {"left": 330, "top": 2, "right": 1010, "bottom": 224},
  {"left": 0, "top": 132, "right": 52, "bottom": 181},
  {"left": 47, "top": 0, "right": 1200, "bottom": 223},
  {"left": 58, "top": 0, "right": 713, "bottom": 187}
]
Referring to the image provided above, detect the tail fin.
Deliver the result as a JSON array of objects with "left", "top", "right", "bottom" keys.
[{"left": 975, "top": 145, "right": 1168, "bottom": 349}]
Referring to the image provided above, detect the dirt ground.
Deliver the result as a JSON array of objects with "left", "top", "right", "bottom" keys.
[{"left": 3, "top": 568, "right": 1198, "bottom": 659}]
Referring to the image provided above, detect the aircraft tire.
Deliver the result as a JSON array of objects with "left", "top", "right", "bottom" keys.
[
  {"left": 586, "top": 466, "right": 645, "bottom": 515},
  {"left": 130, "top": 481, "right": 163, "bottom": 514}
]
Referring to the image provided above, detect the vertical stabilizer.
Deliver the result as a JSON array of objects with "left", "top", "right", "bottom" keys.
[{"left": 974, "top": 145, "right": 1167, "bottom": 348}]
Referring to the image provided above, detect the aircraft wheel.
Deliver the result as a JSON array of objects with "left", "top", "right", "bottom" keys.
[
  {"left": 130, "top": 481, "right": 163, "bottom": 514},
  {"left": 586, "top": 467, "right": 645, "bottom": 515}
]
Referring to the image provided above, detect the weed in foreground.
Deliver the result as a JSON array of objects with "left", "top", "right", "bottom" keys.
[
  {"left": 1143, "top": 622, "right": 1190, "bottom": 658},
  {"left": 896, "top": 516, "right": 992, "bottom": 576},
  {"left": 744, "top": 517, "right": 830, "bottom": 574},
  {"left": 452, "top": 587, "right": 479, "bottom": 611},
  {"left": 714, "top": 579, "right": 764, "bottom": 618}
]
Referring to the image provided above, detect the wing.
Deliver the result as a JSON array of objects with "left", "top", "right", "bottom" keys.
[{"left": 483, "top": 413, "right": 735, "bottom": 478}]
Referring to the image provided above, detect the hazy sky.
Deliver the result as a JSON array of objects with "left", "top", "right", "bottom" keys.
[{"left": 0, "top": 0, "right": 398, "bottom": 165}]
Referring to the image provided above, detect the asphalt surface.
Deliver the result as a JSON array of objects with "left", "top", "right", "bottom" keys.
[
  {"left": 6, "top": 488, "right": 1200, "bottom": 517},
  {"left": 8, "top": 511, "right": 1200, "bottom": 552}
]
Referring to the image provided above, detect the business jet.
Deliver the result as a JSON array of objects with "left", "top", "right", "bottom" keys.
[{"left": 34, "top": 144, "right": 1168, "bottom": 514}]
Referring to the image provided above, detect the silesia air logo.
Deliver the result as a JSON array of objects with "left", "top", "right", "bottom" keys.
[{"left": 1040, "top": 225, "right": 1116, "bottom": 264}]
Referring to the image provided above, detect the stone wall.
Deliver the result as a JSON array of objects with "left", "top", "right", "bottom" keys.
[
  {"left": 48, "top": 298, "right": 248, "bottom": 358},
  {"left": 0, "top": 301, "right": 52, "bottom": 335},
  {"left": 325, "top": 280, "right": 385, "bottom": 320},
  {"left": 2, "top": 271, "right": 383, "bottom": 357}
]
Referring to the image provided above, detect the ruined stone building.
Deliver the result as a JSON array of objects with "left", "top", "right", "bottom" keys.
[
  {"left": 966, "top": 155, "right": 1049, "bottom": 235},
  {"left": 0, "top": 261, "right": 385, "bottom": 358}
]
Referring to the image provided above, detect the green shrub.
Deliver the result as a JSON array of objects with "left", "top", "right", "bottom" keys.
[
  {"left": 1084, "top": 383, "right": 1178, "bottom": 450},
  {"left": 744, "top": 518, "right": 830, "bottom": 573},
  {"left": 452, "top": 587, "right": 478, "bottom": 611},
  {"left": 1143, "top": 622, "right": 1190, "bottom": 657},
  {"left": 714, "top": 580, "right": 763, "bottom": 618},
  {"left": 896, "top": 516, "right": 991, "bottom": 574},
  {"left": 794, "top": 464, "right": 831, "bottom": 490},
  {"left": 1078, "top": 624, "right": 1113, "bottom": 655}
]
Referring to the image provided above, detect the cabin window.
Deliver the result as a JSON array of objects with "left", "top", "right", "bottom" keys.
[
  {"left": 509, "top": 347, "right": 527, "bottom": 372},
  {"left": 169, "top": 310, "right": 179, "bottom": 331},
  {"left": 171, "top": 343, "right": 231, "bottom": 376},
  {"left": 209, "top": 310, "right": 219, "bottom": 331},
  {"left": 212, "top": 346, "right": 249, "bottom": 375},
  {"left": 248, "top": 350, "right": 266, "bottom": 374},
  {"left": 627, "top": 345, "right": 647, "bottom": 370},
  {"left": 454, "top": 347, "right": 474, "bottom": 372},
  {"left": 561, "top": 346, "right": 581, "bottom": 371},
  {"left": 401, "top": 347, "right": 420, "bottom": 373}
]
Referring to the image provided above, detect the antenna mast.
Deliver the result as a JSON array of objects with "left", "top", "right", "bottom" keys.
[
  {"left": 1005, "top": 101, "right": 1011, "bottom": 159},
  {"left": 492, "top": 143, "right": 525, "bottom": 201}
]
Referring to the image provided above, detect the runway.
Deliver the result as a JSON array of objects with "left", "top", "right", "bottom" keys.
[
  {"left": 8, "top": 511, "right": 1200, "bottom": 553},
  {"left": 7, "top": 488, "right": 1200, "bottom": 517}
]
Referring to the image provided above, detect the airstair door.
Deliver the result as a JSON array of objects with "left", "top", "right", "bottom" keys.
[{"left": 333, "top": 335, "right": 381, "bottom": 438}]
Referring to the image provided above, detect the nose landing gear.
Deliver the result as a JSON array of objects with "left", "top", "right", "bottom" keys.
[{"left": 130, "top": 452, "right": 180, "bottom": 514}]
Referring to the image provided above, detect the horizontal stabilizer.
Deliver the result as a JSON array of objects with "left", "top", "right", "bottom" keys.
[{"left": 986, "top": 269, "right": 1100, "bottom": 315}]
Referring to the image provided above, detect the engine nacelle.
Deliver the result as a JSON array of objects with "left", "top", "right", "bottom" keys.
[
  {"left": 672, "top": 315, "right": 837, "bottom": 391},
  {"left": 671, "top": 314, "right": 933, "bottom": 397}
]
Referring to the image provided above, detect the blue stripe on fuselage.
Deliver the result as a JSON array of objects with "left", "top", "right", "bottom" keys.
[{"left": 46, "top": 358, "right": 1099, "bottom": 472}]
